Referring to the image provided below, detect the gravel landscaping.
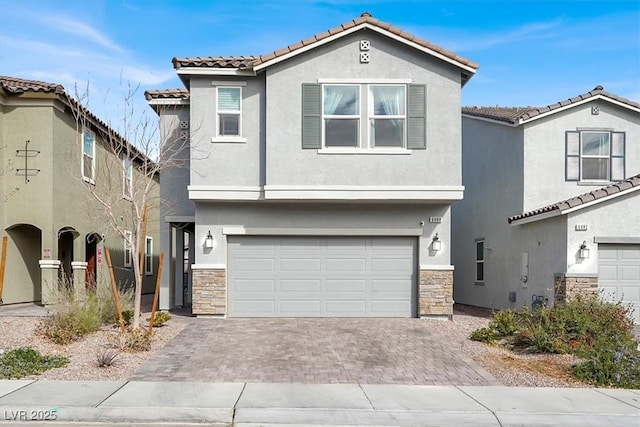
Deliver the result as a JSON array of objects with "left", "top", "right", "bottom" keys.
[{"left": 0, "top": 303, "right": 586, "bottom": 387}]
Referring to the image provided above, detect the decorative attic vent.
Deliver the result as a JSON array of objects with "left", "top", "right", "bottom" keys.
[
  {"left": 591, "top": 106, "right": 600, "bottom": 115},
  {"left": 180, "top": 131, "right": 189, "bottom": 140},
  {"left": 180, "top": 120, "right": 189, "bottom": 129},
  {"left": 360, "top": 40, "right": 370, "bottom": 51},
  {"left": 360, "top": 52, "right": 370, "bottom": 63}
]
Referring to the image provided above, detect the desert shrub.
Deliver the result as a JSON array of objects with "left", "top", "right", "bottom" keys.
[
  {"left": 571, "top": 343, "right": 640, "bottom": 388},
  {"left": 39, "top": 282, "right": 135, "bottom": 344},
  {"left": 147, "top": 311, "right": 171, "bottom": 327},
  {"left": 112, "top": 310, "right": 134, "bottom": 327},
  {"left": 96, "top": 349, "right": 119, "bottom": 367},
  {"left": 491, "top": 309, "right": 521, "bottom": 336},
  {"left": 122, "top": 329, "right": 153, "bottom": 352},
  {"left": 0, "top": 347, "right": 69, "bottom": 379},
  {"left": 469, "top": 327, "right": 498, "bottom": 344}
]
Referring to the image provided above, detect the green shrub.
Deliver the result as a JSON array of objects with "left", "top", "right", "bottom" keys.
[
  {"left": 491, "top": 309, "right": 521, "bottom": 336},
  {"left": 123, "top": 329, "right": 153, "bottom": 352},
  {"left": 571, "top": 343, "right": 640, "bottom": 388},
  {"left": 470, "top": 327, "right": 499, "bottom": 344},
  {"left": 96, "top": 349, "right": 119, "bottom": 367},
  {"left": 147, "top": 311, "right": 171, "bottom": 327},
  {"left": 39, "top": 282, "right": 134, "bottom": 344},
  {"left": 112, "top": 310, "right": 134, "bottom": 327},
  {"left": 0, "top": 347, "right": 69, "bottom": 379}
]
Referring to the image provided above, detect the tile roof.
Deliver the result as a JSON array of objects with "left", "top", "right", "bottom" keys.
[
  {"left": 508, "top": 174, "right": 640, "bottom": 224},
  {"left": 0, "top": 75, "right": 66, "bottom": 95},
  {"left": 144, "top": 88, "right": 190, "bottom": 101},
  {"left": 463, "top": 86, "right": 640, "bottom": 125},
  {"left": 1, "top": 75, "right": 154, "bottom": 170},
  {"left": 171, "top": 12, "right": 478, "bottom": 72}
]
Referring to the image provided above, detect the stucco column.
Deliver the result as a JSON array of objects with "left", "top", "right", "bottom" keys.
[
  {"left": 39, "top": 260, "right": 61, "bottom": 306},
  {"left": 71, "top": 261, "right": 88, "bottom": 299}
]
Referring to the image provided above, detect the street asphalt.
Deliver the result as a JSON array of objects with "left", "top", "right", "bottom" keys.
[{"left": 1, "top": 380, "right": 639, "bottom": 426}]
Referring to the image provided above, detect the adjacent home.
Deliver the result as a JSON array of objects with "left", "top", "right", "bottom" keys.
[
  {"left": 0, "top": 76, "right": 160, "bottom": 305},
  {"left": 452, "top": 86, "right": 640, "bottom": 323},
  {"left": 146, "top": 12, "right": 478, "bottom": 318}
]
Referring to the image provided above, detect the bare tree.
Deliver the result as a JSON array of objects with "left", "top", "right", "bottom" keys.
[{"left": 67, "top": 82, "right": 191, "bottom": 329}]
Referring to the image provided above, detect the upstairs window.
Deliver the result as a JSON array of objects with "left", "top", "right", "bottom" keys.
[
  {"left": 145, "top": 236, "right": 153, "bottom": 275},
  {"left": 82, "top": 129, "right": 95, "bottom": 182},
  {"left": 217, "top": 87, "right": 241, "bottom": 137},
  {"left": 124, "top": 231, "right": 132, "bottom": 268},
  {"left": 123, "top": 157, "right": 132, "bottom": 198},
  {"left": 302, "top": 83, "right": 425, "bottom": 151},
  {"left": 566, "top": 130, "right": 625, "bottom": 182}
]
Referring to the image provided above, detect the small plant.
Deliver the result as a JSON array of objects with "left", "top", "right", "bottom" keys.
[
  {"left": 491, "top": 309, "right": 521, "bottom": 336},
  {"left": 147, "top": 311, "right": 171, "bottom": 327},
  {"left": 121, "top": 329, "right": 153, "bottom": 352},
  {"left": 571, "top": 343, "right": 640, "bottom": 388},
  {"left": 0, "top": 347, "right": 69, "bottom": 379},
  {"left": 96, "top": 349, "right": 119, "bottom": 367},
  {"left": 112, "top": 310, "right": 134, "bottom": 327},
  {"left": 470, "top": 327, "right": 498, "bottom": 344}
]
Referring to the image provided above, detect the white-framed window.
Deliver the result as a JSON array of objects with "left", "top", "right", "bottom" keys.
[
  {"left": 217, "top": 87, "right": 241, "bottom": 137},
  {"left": 145, "top": 236, "right": 153, "bottom": 275},
  {"left": 124, "top": 231, "right": 132, "bottom": 268},
  {"left": 82, "top": 128, "right": 95, "bottom": 182},
  {"left": 322, "top": 84, "right": 407, "bottom": 149},
  {"left": 123, "top": 157, "right": 132, "bottom": 198},
  {"left": 475, "top": 240, "right": 484, "bottom": 283},
  {"left": 566, "top": 130, "right": 625, "bottom": 182}
]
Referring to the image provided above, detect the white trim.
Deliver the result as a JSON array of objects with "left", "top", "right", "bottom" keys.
[
  {"left": 462, "top": 114, "right": 518, "bottom": 127},
  {"left": 222, "top": 227, "right": 423, "bottom": 236},
  {"left": 191, "top": 263, "right": 226, "bottom": 270},
  {"left": 594, "top": 237, "right": 640, "bottom": 244},
  {"left": 164, "top": 215, "right": 196, "bottom": 223},
  {"left": 176, "top": 68, "right": 256, "bottom": 76},
  {"left": 419, "top": 265, "right": 455, "bottom": 271},
  {"left": 318, "top": 78, "right": 412, "bottom": 84},
  {"left": 211, "top": 81, "right": 247, "bottom": 86},
  {"left": 318, "top": 148, "right": 411, "bottom": 155},
  {"left": 71, "top": 261, "right": 88, "bottom": 270},
  {"left": 510, "top": 185, "right": 640, "bottom": 225},
  {"left": 147, "top": 98, "right": 189, "bottom": 106},
  {"left": 216, "top": 86, "right": 243, "bottom": 139},
  {"left": 264, "top": 185, "right": 464, "bottom": 201},
  {"left": 39, "top": 260, "right": 62, "bottom": 269},
  {"left": 211, "top": 136, "right": 247, "bottom": 143},
  {"left": 253, "top": 23, "right": 477, "bottom": 74},
  {"left": 0, "top": 97, "right": 66, "bottom": 112},
  {"left": 188, "top": 185, "right": 263, "bottom": 200}
]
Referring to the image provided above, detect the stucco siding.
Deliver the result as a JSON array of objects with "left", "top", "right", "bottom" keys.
[
  {"left": 189, "top": 76, "right": 265, "bottom": 187},
  {"left": 523, "top": 101, "right": 640, "bottom": 211},
  {"left": 264, "top": 30, "right": 462, "bottom": 187},
  {"left": 453, "top": 117, "right": 524, "bottom": 308}
]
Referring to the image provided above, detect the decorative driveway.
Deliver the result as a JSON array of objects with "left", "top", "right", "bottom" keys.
[{"left": 131, "top": 318, "right": 499, "bottom": 385}]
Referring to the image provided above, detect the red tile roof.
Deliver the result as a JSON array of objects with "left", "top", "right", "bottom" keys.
[
  {"left": 463, "top": 86, "right": 640, "bottom": 125},
  {"left": 172, "top": 13, "right": 478, "bottom": 73},
  {"left": 144, "top": 88, "right": 190, "bottom": 101},
  {"left": 508, "top": 174, "right": 640, "bottom": 223},
  {"left": 0, "top": 75, "right": 66, "bottom": 95}
]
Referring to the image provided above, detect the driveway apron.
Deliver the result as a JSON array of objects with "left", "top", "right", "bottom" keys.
[{"left": 131, "top": 318, "right": 499, "bottom": 385}]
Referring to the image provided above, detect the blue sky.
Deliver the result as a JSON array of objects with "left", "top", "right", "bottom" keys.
[{"left": 1, "top": 0, "right": 638, "bottom": 128}]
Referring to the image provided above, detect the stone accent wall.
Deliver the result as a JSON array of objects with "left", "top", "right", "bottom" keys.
[
  {"left": 419, "top": 269, "right": 453, "bottom": 319},
  {"left": 192, "top": 268, "right": 226, "bottom": 316},
  {"left": 554, "top": 274, "right": 599, "bottom": 303}
]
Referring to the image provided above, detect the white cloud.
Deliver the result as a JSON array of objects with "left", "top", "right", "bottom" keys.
[{"left": 38, "top": 13, "right": 126, "bottom": 53}]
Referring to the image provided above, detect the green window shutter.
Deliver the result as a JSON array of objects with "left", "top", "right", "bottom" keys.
[
  {"left": 407, "top": 84, "right": 426, "bottom": 150},
  {"left": 565, "top": 131, "right": 580, "bottom": 181},
  {"left": 611, "top": 132, "right": 625, "bottom": 181},
  {"left": 301, "top": 84, "right": 321, "bottom": 149}
]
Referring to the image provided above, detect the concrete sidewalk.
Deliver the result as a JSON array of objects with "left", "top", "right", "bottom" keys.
[{"left": 1, "top": 381, "right": 638, "bottom": 426}]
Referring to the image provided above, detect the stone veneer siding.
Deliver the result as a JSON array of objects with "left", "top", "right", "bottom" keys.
[
  {"left": 192, "top": 268, "right": 226, "bottom": 315},
  {"left": 419, "top": 269, "right": 453, "bottom": 318},
  {"left": 554, "top": 274, "right": 599, "bottom": 303}
]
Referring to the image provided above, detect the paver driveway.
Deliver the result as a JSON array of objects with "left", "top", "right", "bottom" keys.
[{"left": 132, "top": 318, "right": 499, "bottom": 385}]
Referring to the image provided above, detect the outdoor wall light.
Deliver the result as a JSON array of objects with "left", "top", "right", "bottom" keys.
[
  {"left": 204, "top": 230, "right": 214, "bottom": 249},
  {"left": 432, "top": 233, "right": 442, "bottom": 252},
  {"left": 579, "top": 241, "right": 590, "bottom": 259}
]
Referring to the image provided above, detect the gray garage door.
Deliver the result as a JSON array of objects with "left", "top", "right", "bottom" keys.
[
  {"left": 227, "top": 236, "right": 416, "bottom": 317},
  {"left": 598, "top": 244, "right": 640, "bottom": 325}
]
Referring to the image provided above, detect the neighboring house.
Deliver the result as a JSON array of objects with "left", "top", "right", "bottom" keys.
[
  {"left": 0, "top": 76, "right": 159, "bottom": 305},
  {"left": 146, "top": 12, "right": 478, "bottom": 318},
  {"left": 452, "top": 86, "right": 640, "bottom": 323}
]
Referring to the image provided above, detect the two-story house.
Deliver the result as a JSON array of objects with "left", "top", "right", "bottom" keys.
[
  {"left": 147, "top": 12, "right": 478, "bottom": 318},
  {"left": 452, "top": 86, "right": 640, "bottom": 323},
  {"left": 0, "top": 76, "right": 159, "bottom": 305}
]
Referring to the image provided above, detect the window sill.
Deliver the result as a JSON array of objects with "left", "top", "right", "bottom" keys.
[
  {"left": 318, "top": 148, "right": 411, "bottom": 155},
  {"left": 577, "top": 180, "right": 613, "bottom": 186},
  {"left": 474, "top": 281, "right": 485, "bottom": 286},
  {"left": 211, "top": 136, "right": 247, "bottom": 143}
]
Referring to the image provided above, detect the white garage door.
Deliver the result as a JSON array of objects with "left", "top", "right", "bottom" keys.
[
  {"left": 227, "top": 236, "right": 416, "bottom": 317},
  {"left": 598, "top": 244, "right": 640, "bottom": 325}
]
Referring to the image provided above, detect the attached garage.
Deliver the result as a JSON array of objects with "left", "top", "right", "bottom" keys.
[
  {"left": 598, "top": 244, "right": 640, "bottom": 325},
  {"left": 227, "top": 236, "right": 417, "bottom": 317}
]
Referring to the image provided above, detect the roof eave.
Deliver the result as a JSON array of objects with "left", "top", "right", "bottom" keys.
[{"left": 519, "top": 94, "right": 640, "bottom": 125}]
